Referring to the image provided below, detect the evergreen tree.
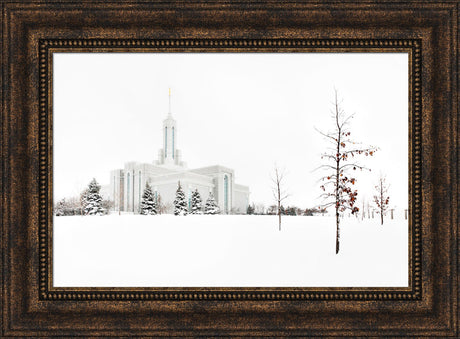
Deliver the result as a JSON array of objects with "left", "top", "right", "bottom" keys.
[
  {"left": 174, "top": 181, "right": 188, "bottom": 216},
  {"left": 190, "top": 189, "right": 203, "bottom": 214},
  {"left": 246, "top": 203, "right": 255, "bottom": 215},
  {"left": 204, "top": 191, "right": 220, "bottom": 215},
  {"left": 82, "top": 178, "right": 105, "bottom": 215},
  {"left": 140, "top": 182, "right": 157, "bottom": 215},
  {"left": 54, "top": 198, "right": 66, "bottom": 216},
  {"left": 280, "top": 205, "right": 286, "bottom": 215}
]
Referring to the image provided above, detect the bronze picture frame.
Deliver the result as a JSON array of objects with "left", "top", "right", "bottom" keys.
[{"left": 1, "top": 0, "right": 458, "bottom": 336}]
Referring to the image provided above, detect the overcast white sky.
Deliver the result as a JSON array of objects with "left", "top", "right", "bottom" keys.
[{"left": 54, "top": 53, "right": 408, "bottom": 209}]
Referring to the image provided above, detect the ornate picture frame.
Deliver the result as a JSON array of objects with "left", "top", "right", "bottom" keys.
[{"left": 1, "top": 0, "right": 457, "bottom": 336}]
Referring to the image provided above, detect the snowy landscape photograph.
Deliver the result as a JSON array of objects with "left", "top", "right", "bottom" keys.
[{"left": 53, "top": 53, "right": 409, "bottom": 287}]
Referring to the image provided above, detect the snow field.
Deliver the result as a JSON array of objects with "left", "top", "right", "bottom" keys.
[{"left": 53, "top": 214, "right": 408, "bottom": 287}]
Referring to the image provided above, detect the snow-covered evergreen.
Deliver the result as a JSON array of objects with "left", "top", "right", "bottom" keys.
[
  {"left": 55, "top": 198, "right": 66, "bottom": 216},
  {"left": 173, "top": 181, "right": 188, "bottom": 216},
  {"left": 204, "top": 191, "right": 220, "bottom": 215},
  {"left": 82, "top": 178, "right": 105, "bottom": 216},
  {"left": 190, "top": 189, "right": 203, "bottom": 214},
  {"left": 140, "top": 182, "right": 157, "bottom": 215}
]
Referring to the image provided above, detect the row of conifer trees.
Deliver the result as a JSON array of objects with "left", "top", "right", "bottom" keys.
[
  {"left": 56, "top": 179, "right": 222, "bottom": 216},
  {"left": 55, "top": 178, "right": 108, "bottom": 216},
  {"left": 140, "top": 181, "right": 220, "bottom": 216}
]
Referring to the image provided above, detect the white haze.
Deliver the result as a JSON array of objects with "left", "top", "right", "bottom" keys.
[{"left": 54, "top": 53, "right": 408, "bottom": 210}]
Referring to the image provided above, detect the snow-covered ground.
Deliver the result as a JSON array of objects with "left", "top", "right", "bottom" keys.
[{"left": 53, "top": 214, "right": 408, "bottom": 287}]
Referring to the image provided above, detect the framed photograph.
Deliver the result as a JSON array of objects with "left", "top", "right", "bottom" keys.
[
  {"left": 1, "top": 0, "right": 458, "bottom": 337},
  {"left": 53, "top": 52, "right": 409, "bottom": 288}
]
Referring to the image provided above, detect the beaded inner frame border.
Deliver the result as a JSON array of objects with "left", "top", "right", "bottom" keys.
[{"left": 38, "top": 38, "right": 421, "bottom": 301}]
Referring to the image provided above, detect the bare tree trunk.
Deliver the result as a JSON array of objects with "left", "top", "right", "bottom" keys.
[
  {"left": 272, "top": 165, "right": 288, "bottom": 231},
  {"left": 336, "top": 210, "right": 340, "bottom": 254},
  {"left": 336, "top": 108, "right": 342, "bottom": 254},
  {"left": 278, "top": 209, "right": 281, "bottom": 231},
  {"left": 278, "top": 188, "right": 281, "bottom": 231},
  {"left": 380, "top": 180, "right": 384, "bottom": 225}
]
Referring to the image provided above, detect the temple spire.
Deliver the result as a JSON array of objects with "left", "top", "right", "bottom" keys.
[{"left": 162, "top": 88, "right": 177, "bottom": 165}]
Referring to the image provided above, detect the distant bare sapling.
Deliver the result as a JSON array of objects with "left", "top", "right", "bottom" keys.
[
  {"left": 271, "top": 164, "right": 289, "bottom": 231},
  {"left": 373, "top": 175, "right": 390, "bottom": 225}
]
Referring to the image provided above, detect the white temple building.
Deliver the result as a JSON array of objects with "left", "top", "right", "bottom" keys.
[{"left": 108, "top": 91, "right": 250, "bottom": 214}]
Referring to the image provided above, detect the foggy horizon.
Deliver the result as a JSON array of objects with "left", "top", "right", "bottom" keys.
[{"left": 54, "top": 53, "right": 408, "bottom": 210}]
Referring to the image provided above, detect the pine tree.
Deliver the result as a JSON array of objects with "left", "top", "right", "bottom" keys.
[
  {"left": 174, "top": 181, "right": 188, "bottom": 216},
  {"left": 204, "top": 191, "right": 220, "bottom": 215},
  {"left": 54, "top": 198, "right": 66, "bottom": 216},
  {"left": 190, "top": 189, "right": 203, "bottom": 214},
  {"left": 82, "top": 178, "right": 105, "bottom": 215},
  {"left": 140, "top": 182, "right": 157, "bottom": 215}
]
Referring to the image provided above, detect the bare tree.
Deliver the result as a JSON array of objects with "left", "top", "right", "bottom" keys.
[
  {"left": 254, "top": 203, "right": 266, "bottom": 215},
  {"left": 271, "top": 164, "right": 289, "bottom": 231},
  {"left": 156, "top": 193, "right": 168, "bottom": 214},
  {"left": 79, "top": 189, "right": 87, "bottom": 216},
  {"left": 316, "top": 90, "right": 377, "bottom": 254},
  {"left": 373, "top": 175, "right": 390, "bottom": 225},
  {"left": 267, "top": 205, "right": 278, "bottom": 215}
]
